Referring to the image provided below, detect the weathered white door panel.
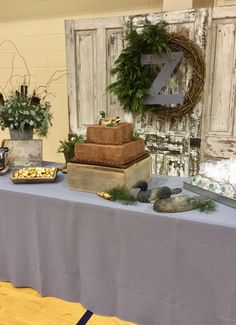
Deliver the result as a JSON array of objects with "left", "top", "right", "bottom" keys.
[
  {"left": 65, "top": 17, "right": 123, "bottom": 135},
  {"left": 130, "top": 9, "right": 208, "bottom": 175},
  {"left": 106, "top": 28, "right": 124, "bottom": 118},
  {"left": 201, "top": 6, "right": 236, "bottom": 161},
  {"left": 76, "top": 30, "right": 97, "bottom": 127}
]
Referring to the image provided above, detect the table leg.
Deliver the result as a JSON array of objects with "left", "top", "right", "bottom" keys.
[{"left": 76, "top": 310, "right": 93, "bottom": 324}]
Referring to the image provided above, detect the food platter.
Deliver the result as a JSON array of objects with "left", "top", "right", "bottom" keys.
[
  {"left": 183, "top": 180, "right": 236, "bottom": 209},
  {"left": 11, "top": 167, "right": 58, "bottom": 184}
]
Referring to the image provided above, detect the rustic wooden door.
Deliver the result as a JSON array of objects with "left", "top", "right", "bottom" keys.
[
  {"left": 65, "top": 9, "right": 208, "bottom": 176},
  {"left": 129, "top": 9, "right": 208, "bottom": 176},
  {"left": 201, "top": 6, "right": 236, "bottom": 162},
  {"left": 65, "top": 17, "right": 125, "bottom": 135}
]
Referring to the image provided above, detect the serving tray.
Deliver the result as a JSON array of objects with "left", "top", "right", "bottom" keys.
[
  {"left": 183, "top": 180, "right": 236, "bottom": 209},
  {"left": 11, "top": 167, "right": 58, "bottom": 184}
]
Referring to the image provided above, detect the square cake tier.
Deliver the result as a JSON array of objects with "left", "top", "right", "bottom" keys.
[
  {"left": 87, "top": 122, "right": 133, "bottom": 145},
  {"left": 74, "top": 139, "right": 145, "bottom": 166}
]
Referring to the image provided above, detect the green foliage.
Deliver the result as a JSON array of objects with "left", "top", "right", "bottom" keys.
[
  {"left": 58, "top": 134, "right": 85, "bottom": 154},
  {"left": 195, "top": 197, "right": 217, "bottom": 213},
  {"left": 108, "top": 185, "right": 137, "bottom": 205},
  {"left": 99, "top": 110, "right": 106, "bottom": 118},
  {"left": 0, "top": 89, "right": 52, "bottom": 137},
  {"left": 133, "top": 129, "right": 140, "bottom": 139},
  {"left": 106, "top": 20, "right": 168, "bottom": 115}
]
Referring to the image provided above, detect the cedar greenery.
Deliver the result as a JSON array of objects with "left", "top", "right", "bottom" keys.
[
  {"left": 196, "top": 198, "right": 216, "bottom": 213},
  {"left": 106, "top": 20, "right": 168, "bottom": 115},
  {"left": 107, "top": 185, "right": 137, "bottom": 205}
]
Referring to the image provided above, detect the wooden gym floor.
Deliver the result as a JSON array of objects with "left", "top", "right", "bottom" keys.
[{"left": 0, "top": 282, "right": 135, "bottom": 325}]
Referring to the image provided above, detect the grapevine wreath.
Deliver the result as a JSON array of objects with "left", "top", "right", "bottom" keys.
[{"left": 107, "top": 20, "right": 205, "bottom": 118}]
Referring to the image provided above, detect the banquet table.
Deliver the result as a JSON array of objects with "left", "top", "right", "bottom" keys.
[{"left": 1, "top": 169, "right": 236, "bottom": 325}]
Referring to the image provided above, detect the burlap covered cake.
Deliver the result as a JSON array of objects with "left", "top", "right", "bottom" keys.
[
  {"left": 74, "top": 122, "right": 146, "bottom": 166},
  {"left": 87, "top": 122, "right": 133, "bottom": 145},
  {"left": 75, "top": 138, "right": 145, "bottom": 165}
]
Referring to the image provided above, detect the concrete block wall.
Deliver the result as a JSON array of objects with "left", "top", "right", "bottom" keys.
[
  {"left": 0, "top": 0, "right": 224, "bottom": 163},
  {"left": 0, "top": 18, "right": 68, "bottom": 163}
]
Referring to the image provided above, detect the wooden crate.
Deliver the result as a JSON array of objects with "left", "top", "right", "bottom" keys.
[
  {"left": 67, "top": 156, "right": 152, "bottom": 193},
  {"left": 2, "top": 139, "right": 42, "bottom": 167}
]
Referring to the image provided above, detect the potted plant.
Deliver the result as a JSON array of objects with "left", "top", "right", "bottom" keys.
[
  {"left": 58, "top": 134, "right": 85, "bottom": 163},
  {"left": 0, "top": 85, "right": 53, "bottom": 139}
]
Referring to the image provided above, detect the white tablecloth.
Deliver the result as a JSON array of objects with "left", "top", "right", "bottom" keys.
[{"left": 0, "top": 171, "right": 236, "bottom": 325}]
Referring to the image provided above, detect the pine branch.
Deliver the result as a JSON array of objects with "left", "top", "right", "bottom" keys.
[{"left": 107, "top": 185, "right": 137, "bottom": 205}]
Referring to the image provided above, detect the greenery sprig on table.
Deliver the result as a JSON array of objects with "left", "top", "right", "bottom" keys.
[
  {"left": 106, "top": 20, "right": 168, "bottom": 115},
  {"left": 195, "top": 198, "right": 216, "bottom": 213},
  {"left": 107, "top": 185, "right": 137, "bottom": 205}
]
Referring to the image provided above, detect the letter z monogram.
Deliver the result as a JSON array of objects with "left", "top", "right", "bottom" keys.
[{"left": 141, "top": 52, "right": 184, "bottom": 105}]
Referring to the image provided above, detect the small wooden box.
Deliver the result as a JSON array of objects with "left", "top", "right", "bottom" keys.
[
  {"left": 2, "top": 139, "right": 42, "bottom": 167},
  {"left": 67, "top": 156, "right": 152, "bottom": 193}
]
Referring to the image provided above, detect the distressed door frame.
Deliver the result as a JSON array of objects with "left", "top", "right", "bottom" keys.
[
  {"left": 65, "top": 17, "right": 123, "bottom": 134},
  {"left": 201, "top": 5, "right": 236, "bottom": 161},
  {"left": 128, "top": 8, "right": 208, "bottom": 176}
]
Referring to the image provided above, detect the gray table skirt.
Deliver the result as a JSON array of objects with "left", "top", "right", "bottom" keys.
[{"left": 1, "top": 171, "right": 236, "bottom": 325}]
